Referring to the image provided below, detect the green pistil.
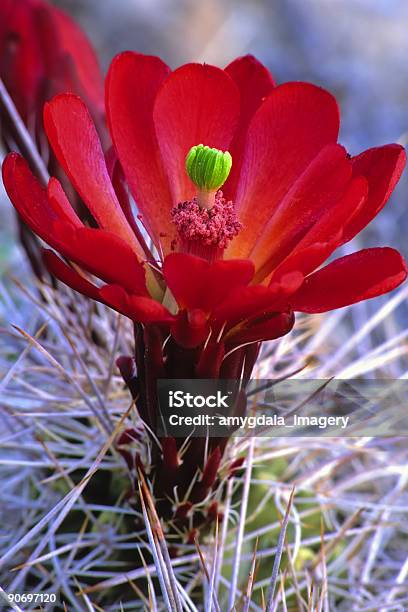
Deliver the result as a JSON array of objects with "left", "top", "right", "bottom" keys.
[{"left": 185, "top": 144, "right": 232, "bottom": 207}]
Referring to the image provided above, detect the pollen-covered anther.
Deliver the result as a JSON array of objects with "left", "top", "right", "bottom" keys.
[{"left": 171, "top": 191, "right": 242, "bottom": 252}]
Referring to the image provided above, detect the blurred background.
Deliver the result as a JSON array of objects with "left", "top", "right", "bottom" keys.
[{"left": 1, "top": 0, "right": 408, "bottom": 261}]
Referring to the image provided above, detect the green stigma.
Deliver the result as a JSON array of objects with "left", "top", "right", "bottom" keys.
[{"left": 185, "top": 144, "right": 232, "bottom": 192}]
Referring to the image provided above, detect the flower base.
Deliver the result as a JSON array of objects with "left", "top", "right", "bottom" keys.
[{"left": 115, "top": 323, "right": 257, "bottom": 540}]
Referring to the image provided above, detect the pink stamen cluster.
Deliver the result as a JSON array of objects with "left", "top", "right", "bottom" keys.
[{"left": 171, "top": 191, "right": 242, "bottom": 250}]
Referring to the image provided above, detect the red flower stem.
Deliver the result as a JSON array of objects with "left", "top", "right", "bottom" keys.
[{"left": 0, "top": 78, "right": 49, "bottom": 186}]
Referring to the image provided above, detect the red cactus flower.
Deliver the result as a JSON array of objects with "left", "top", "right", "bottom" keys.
[
  {"left": 2, "top": 52, "right": 407, "bottom": 529},
  {"left": 3, "top": 53, "right": 406, "bottom": 349},
  {"left": 0, "top": 0, "right": 103, "bottom": 126},
  {"left": 0, "top": 0, "right": 106, "bottom": 280}
]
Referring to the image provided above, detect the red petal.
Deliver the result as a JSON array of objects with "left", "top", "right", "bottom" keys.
[
  {"left": 52, "top": 223, "right": 147, "bottom": 295},
  {"left": 3, "top": 153, "right": 60, "bottom": 238},
  {"left": 250, "top": 144, "right": 352, "bottom": 280},
  {"left": 342, "top": 144, "right": 406, "bottom": 242},
  {"left": 0, "top": 0, "right": 103, "bottom": 120},
  {"left": 163, "top": 253, "right": 254, "bottom": 312},
  {"left": 270, "top": 175, "right": 368, "bottom": 281},
  {"left": 105, "top": 147, "right": 153, "bottom": 261},
  {"left": 3, "top": 154, "right": 148, "bottom": 294},
  {"left": 223, "top": 55, "right": 275, "bottom": 200},
  {"left": 291, "top": 248, "right": 407, "bottom": 313},
  {"left": 153, "top": 63, "right": 240, "bottom": 204},
  {"left": 227, "top": 82, "right": 340, "bottom": 259},
  {"left": 43, "top": 255, "right": 171, "bottom": 323},
  {"left": 228, "top": 311, "right": 295, "bottom": 344},
  {"left": 270, "top": 243, "right": 337, "bottom": 288},
  {"left": 44, "top": 93, "right": 141, "bottom": 253},
  {"left": 43, "top": 249, "right": 102, "bottom": 301},
  {"left": 0, "top": 0, "right": 44, "bottom": 118},
  {"left": 99, "top": 285, "right": 173, "bottom": 323},
  {"left": 44, "top": 250, "right": 149, "bottom": 322},
  {"left": 51, "top": 6, "right": 104, "bottom": 115},
  {"left": 213, "top": 272, "right": 302, "bottom": 330},
  {"left": 170, "top": 309, "right": 210, "bottom": 348},
  {"left": 106, "top": 52, "right": 173, "bottom": 252},
  {"left": 123, "top": 295, "right": 173, "bottom": 323},
  {"left": 47, "top": 177, "right": 82, "bottom": 227}
]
